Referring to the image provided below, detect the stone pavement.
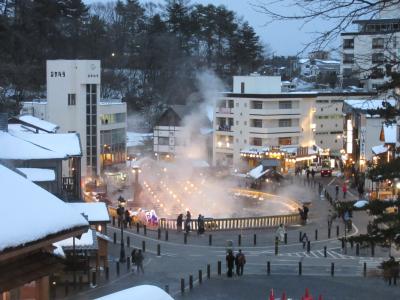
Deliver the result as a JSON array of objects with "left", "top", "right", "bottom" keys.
[{"left": 56, "top": 174, "right": 396, "bottom": 299}]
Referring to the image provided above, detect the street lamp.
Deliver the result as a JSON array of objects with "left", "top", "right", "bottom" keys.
[
  {"left": 117, "top": 195, "right": 126, "bottom": 263},
  {"left": 132, "top": 166, "right": 141, "bottom": 206}
]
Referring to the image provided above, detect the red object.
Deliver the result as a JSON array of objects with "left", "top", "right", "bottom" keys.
[
  {"left": 318, "top": 295, "right": 323, "bottom": 300},
  {"left": 303, "top": 288, "right": 313, "bottom": 300},
  {"left": 269, "top": 288, "right": 275, "bottom": 300},
  {"left": 342, "top": 184, "right": 347, "bottom": 193},
  {"left": 320, "top": 168, "right": 332, "bottom": 177},
  {"left": 281, "top": 291, "right": 287, "bottom": 300}
]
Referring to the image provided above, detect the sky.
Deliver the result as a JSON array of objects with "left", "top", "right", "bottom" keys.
[{"left": 84, "top": 0, "right": 338, "bottom": 57}]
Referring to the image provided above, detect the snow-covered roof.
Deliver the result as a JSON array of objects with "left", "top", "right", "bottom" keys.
[
  {"left": 372, "top": 144, "right": 388, "bottom": 155},
  {"left": 69, "top": 202, "right": 110, "bottom": 223},
  {"left": 299, "top": 58, "right": 309, "bottom": 64},
  {"left": 0, "top": 164, "right": 88, "bottom": 252},
  {"left": 17, "top": 168, "right": 56, "bottom": 182},
  {"left": 18, "top": 115, "right": 59, "bottom": 133},
  {"left": 95, "top": 285, "right": 174, "bottom": 300},
  {"left": 57, "top": 229, "right": 96, "bottom": 249},
  {"left": 344, "top": 99, "right": 396, "bottom": 110},
  {"left": 384, "top": 124, "right": 396, "bottom": 144},
  {"left": 126, "top": 131, "right": 152, "bottom": 148},
  {"left": 248, "top": 165, "right": 268, "bottom": 179}
]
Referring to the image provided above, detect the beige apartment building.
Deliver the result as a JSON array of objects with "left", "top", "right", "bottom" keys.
[{"left": 213, "top": 75, "right": 375, "bottom": 167}]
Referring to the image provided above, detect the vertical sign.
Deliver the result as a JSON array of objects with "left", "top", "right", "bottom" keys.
[{"left": 346, "top": 119, "right": 353, "bottom": 154}]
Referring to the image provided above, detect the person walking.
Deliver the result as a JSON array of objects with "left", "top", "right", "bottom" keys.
[
  {"left": 176, "top": 214, "right": 183, "bottom": 232},
  {"left": 342, "top": 183, "right": 347, "bottom": 199},
  {"left": 301, "top": 232, "right": 309, "bottom": 249},
  {"left": 125, "top": 209, "right": 131, "bottom": 228},
  {"left": 235, "top": 249, "right": 246, "bottom": 276},
  {"left": 135, "top": 249, "right": 144, "bottom": 274},
  {"left": 131, "top": 249, "right": 136, "bottom": 273},
  {"left": 311, "top": 169, "right": 315, "bottom": 180},
  {"left": 275, "top": 223, "right": 286, "bottom": 242},
  {"left": 226, "top": 250, "right": 235, "bottom": 277},
  {"left": 335, "top": 184, "right": 339, "bottom": 199},
  {"left": 185, "top": 211, "right": 191, "bottom": 234},
  {"left": 197, "top": 214, "right": 205, "bottom": 235}
]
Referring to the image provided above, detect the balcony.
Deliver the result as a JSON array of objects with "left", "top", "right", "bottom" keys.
[
  {"left": 216, "top": 107, "right": 233, "bottom": 114},
  {"left": 249, "top": 108, "right": 301, "bottom": 116},
  {"left": 249, "top": 126, "right": 301, "bottom": 134},
  {"left": 216, "top": 124, "right": 234, "bottom": 133}
]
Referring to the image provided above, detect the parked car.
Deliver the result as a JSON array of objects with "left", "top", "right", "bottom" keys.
[
  {"left": 320, "top": 167, "right": 332, "bottom": 177},
  {"left": 310, "top": 162, "right": 322, "bottom": 173}
]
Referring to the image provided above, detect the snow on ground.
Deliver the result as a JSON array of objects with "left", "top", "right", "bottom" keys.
[
  {"left": 69, "top": 202, "right": 110, "bottom": 223},
  {"left": 17, "top": 168, "right": 56, "bottom": 182},
  {"left": 95, "top": 285, "right": 174, "bottom": 300},
  {"left": 0, "top": 164, "right": 88, "bottom": 252},
  {"left": 19, "top": 115, "right": 59, "bottom": 133}
]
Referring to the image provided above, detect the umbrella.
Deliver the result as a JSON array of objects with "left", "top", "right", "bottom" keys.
[{"left": 354, "top": 200, "right": 368, "bottom": 208}]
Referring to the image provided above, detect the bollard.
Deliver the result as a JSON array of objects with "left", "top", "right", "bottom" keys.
[
  {"left": 184, "top": 233, "right": 187, "bottom": 244},
  {"left": 253, "top": 234, "right": 257, "bottom": 246},
  {"left": 199, "top": 270, "right": 203, "bottom": 284},
  {"left": 165, "top": 285, "right": 169, "bottom": 294},
  {"left": 324, "top": 246, "right": 327, "bottom": 258},
  {"left": 267, "top": 261, "right": 271, "bottom": 275},
  {"left": 371, "top": 243, "right": 375, "bottom": 257},
  {"left": 113, "top": 232, "right": 116, "bottom": 244},
  {"left": 127, "top": 257, "right": 130, "bottom": 271},
  {"left": 356, "top": 243, "right": 360, "bottom": 256},
  {"left": 116, "top": 262, "right": 120, "bottom": 276},
  {"left": 299, "top": 231, "right": 302, "bottom": 242},
  {"left": 307, "top": 241, "right": 311, "bottom": 253},
  {"left": 105, "top": 267, "right": 109, "bottom": 280},
  {"left": 209, "top": 234, "right": 212, "bottom": 246},
  {"left": 341, "top": 238, "right": 345, "bottom": 249},
  {"left": 158, "top": 228, "right": 161, "bottom": 240},
  {"left": 165, "top": 230, "right": 169, "bottom": 241},
  {"left": 127, "top": 236, "right": 130, "bottom": 248},
  {"left": 207, "top": 264, "right": 211, "bottom": 279},
  {"left": 363, "top": 262, "right": 367, "bottom": 277},
  {"left": 298, "top": 262, "right": 302, "bottom": 275},
  {"left": 112, "top": 216, "right": 115, "bottom": 226},
  {"left": 328, "top": 227, "right": 331, "bottom": 239},
  {"left": 284, "top": 233, "right": 287, "bottom": 244},
  {"left": 142, "top": 240, "right": 146, "bottom": 252},
  {"left": 144, "top": 225, "right": 147, "bottom": 235},
  {"left": 65, "top": 281, "right": 69, "bottom": 296},
  {"left": 275, "top": 242, "right": 278, "bottom": 256},
  {"left": 315, "top": 229, "right": 318, "bottom": 240},
  {"left": 92, "top": 271, "right": 97, "bottom": 287},
  {"left": 189, "top": 275, "right": 193, "bottom": 290},
  {"left": 136, "top": 222, "right": 139, "bottom": 233},
  {"left": 238, "top": 234, "right": 241, "bottom": 246},
  {"left": 157, "top": 244, "right": 161, "bottom": 256},
  {"left": 180, "top": 278, "right": 185, "bottom": 294},
  {"left": 217, "top": 261, "right": 221, "bottom": 275},
  {"left": 336, "top": 225, "right": 339, "bottom": 237},
  {"left": 331, "top": 263, "right": 334, "bottom": 277}
]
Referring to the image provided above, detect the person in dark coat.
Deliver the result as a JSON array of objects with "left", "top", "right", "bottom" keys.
[
  {"left": 125, "top": 209, "right": 131, "bottom": 227},
  {"left": 185, "top": 211, "right": 191, "bottom": 234},
  {"left": 226, "top": 250, "right": 235, "bottom": 277},
  {"left": 131, "top": 249, "right": 136, "bottom": 272},
  {"left": 235, "top": 249, "right": 246, "bottom": 276},
  {"left": 176, "top": 214, "right": 183, "bottom": 232},
  {"left": 135, "top": 249, "right": 144, "bottom": 274}
]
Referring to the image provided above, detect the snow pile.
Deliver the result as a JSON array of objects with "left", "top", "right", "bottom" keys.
[
  {"left": 19, "top": 115, "right": 59, "bottom": 133},
  {"left": 0, "top": 164, "right": 88, "bottom": 252},
  {"left": 17, "top": 168, "right": 56, "bottom": 182},
  {"left": 57, "top": 229, "right": 94, "bottom": 248},
  {"left": 69, "top": 202, "right": 110, "bottom": 223},
  {"left": 95, "top": 285, "right": 174, "bottom": 300}
]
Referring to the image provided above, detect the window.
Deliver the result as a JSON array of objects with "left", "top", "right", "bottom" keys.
[
  {"left": 279, "top": 101, "right": 292, "bottom": 109},
  {"left": 320, "top": 140, "right": 323, "bottom": 144},
  {"left": 241, "top": 82, "right": 245, "bottom": 93},
  {"left": 343, "top": 68, "right": 352, "bottom": 78},
  {"left": 252, "top": 119, "right": 262, "bottom": 127},
  {"left": 244, "top": 121, "right": 247, "bottom": 125},
  {"left": 228, "top": 100, "right": 234, "bottom": 108},
  {"left": 372, "top": 53, "right": 385, "bottom": 64},
  {"left": 252, "top": 138, "right": 262, "bottom": 146},
  {"left": 251, "top": 101, "right": 263, "bottom": 109},
  {"left": 158, "top": 137, "right": 169, "bottom": 145},
  {"left": 372, "top": 38, "right": 384, "bottom": 49},
  {"left": 343, "top": 53, "right": 354, "bottom": 64},
  {"left": 320, "top": 108, "right": 324, "bottom": 112},
  {"left": 343, "top": 39, "right": 354, "bottom": 49},
  {"left": 278, "top": 137, "right": 291, "bottom": 145},
  {"left": 68, "top": 94, "right": 76, "bottom": 106},
  {"left": 279, "top": 119, "right": 292, "bottom": 127}
]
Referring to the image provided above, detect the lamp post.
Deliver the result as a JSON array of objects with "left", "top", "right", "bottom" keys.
[
  {"left": 132, "top": 166, "right": 141, "bottom": 206},
  {"left": 117, "top": 195, "right": 126, "bottom": 263}
]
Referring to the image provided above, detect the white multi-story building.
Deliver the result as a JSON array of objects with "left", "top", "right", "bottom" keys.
[
  {"left": 213, "top": 75, "right": 376, "bottom": 167},
  {"left": 21, "top": 60, "right": 127, "bottom": 177},
  {"left": 341, "top": 6, "right": 400, "bottom": 90}
]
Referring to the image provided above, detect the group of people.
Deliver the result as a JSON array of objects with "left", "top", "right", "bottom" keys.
[
  {"left": 176, "top": 211, "right": 206, "bottom": 234},
  {"left": 226, "top": 249, "right": 246, "bottom": 277},
  {"left": 130, "top": 249, "right": 145, "bottom": 274},
  {"left": 298, "top": 204, "right": 309, "bottom": 225},
  {"left": 335, "top": 183, "right": 347, "bottom": 199}
]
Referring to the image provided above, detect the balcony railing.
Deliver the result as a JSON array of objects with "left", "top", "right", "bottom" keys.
[
  {"left": 216, "top": 107, "right": 233, "bottom": 114},
  {"left": 216, "top": 125, "right": 232, "bottom": 132}
]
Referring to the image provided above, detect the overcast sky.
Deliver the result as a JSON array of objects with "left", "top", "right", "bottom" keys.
[{"left": 84, "top": 0, "right": 338, "bottom": 57}]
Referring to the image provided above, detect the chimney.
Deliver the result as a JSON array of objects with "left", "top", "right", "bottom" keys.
[{"left": 0, "top": 113, "right": 8, "bottom": 132}]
